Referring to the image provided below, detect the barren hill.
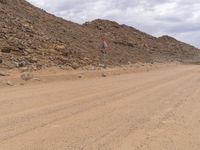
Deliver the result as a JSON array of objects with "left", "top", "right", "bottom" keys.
[{"left": 0, "top": 0, "right": 199, "bottom": 69}]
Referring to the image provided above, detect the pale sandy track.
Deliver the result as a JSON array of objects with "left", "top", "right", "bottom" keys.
[{"left": 0, "top": 65, "right": 200, "bottom": 150}]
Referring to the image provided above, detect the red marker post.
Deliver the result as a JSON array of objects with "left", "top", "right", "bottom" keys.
[{"left": 99, "top": 37, "right": 110, "bottom": 68}]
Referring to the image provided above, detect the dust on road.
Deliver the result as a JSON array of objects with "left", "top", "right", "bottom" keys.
[{"left": 0, "top": 65, "right": 200, "bottom": 150}]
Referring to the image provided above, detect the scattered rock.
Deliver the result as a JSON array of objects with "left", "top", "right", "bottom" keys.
[
  {"left": 71, "top": 62, "right": 79, "bottom": 69},
  {"left": 78, "top": 74, "right": 83, "bottom": 78},
  {"left": 0, "top": 70, "right": 9, "bottom": 76},
  {"left": 20, "top": 67, "right": 29, "bottom": 72},
  {"left": 19, "top": 61, "right": 27, "bottom": 67},
  {"left": 7, "top": 81, "right": 14, "bottom": 86},
  {"left": 102, "top": 73, "right": 107, "bottom": 77},
  {"left": 0, "top": 0, "right": 7, "bottom": 4},
  {"left": 0, "top": 1, "right": 199, "bottom": 70},
  {"left": 99, "top": 64, "right": 107, "bottom": 69},
  {"left": 83, "top": 57, "right": 90, "bottom": 61},
  {"left": 21, "top": 72, "right": 33, "bottom": 81},
  {"left": 20, "top": 83, "right": 25, "bottom": 86},
  {"left": 1, "top": 47, "right": 12, "bottom": 53},
  {"left": 30, "top": 57, "right": 38, "bottom": 63},
  {"left": 14, "top": 62, "right": 19, "bottom": 67},
  {"left": 31, "top": 65, "right": 38, "bottom": 71},
  {"left": 33, "top": 78, "right": 41, "bottom": 81},
  {"left": 55, "top": 45, "right": 65, "bottom": 51}
]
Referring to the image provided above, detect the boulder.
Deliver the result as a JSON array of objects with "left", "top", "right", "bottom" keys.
[
  {"left": 7, "top": 81, "right": 14, "bottom": 86},
  {"left": 1, "top": 47, "right": 12, "bottom": 53},
  {"left": 102, "top": 73, "right": 107, "bottom": 77},
  {"left": 21, "top": 72, "right": 33, "bottom": 81},
  {"left": 0, "top": 70, "right": 9, "bottom": 76},
  {"left": 71, "top": 62, "right": 79, "bottom": 69}
]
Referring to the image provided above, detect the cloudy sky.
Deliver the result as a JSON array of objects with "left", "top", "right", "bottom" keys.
[{"left": 27, "top": 0, "right": 200, "bottom": 48}]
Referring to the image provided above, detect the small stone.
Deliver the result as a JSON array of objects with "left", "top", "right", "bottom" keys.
[
  {"left": 14, "top": 62, "right": 19, "bottom": 67},
  {"left": 33, "top": 78, "right": 41, "bottom": 81},
  {"left": 99, "top": 64, "right": 104, "bottom": 67},
  {"left": 31, "top": 65, "right": 37, "bottom": 71},
  {"left": 83, "top": 57, "right": 90, "bottom": 61},
  {"left": 20, "top": 67, "right": 29, "bottom": 72},
  {"left": 55, "top": 45, "right": 65, "bottom": 51},
  {"left": 71, "top": 62, "right": 79, "bottom": 69},
  {"left": 1, "top": 47, "right": 11, "bottom": 53},
  {"left": 30, "top": 57, "right": 38, "bottom": 63},
  {"left": 19, "top": 61, "right": 26, "bottom": 67},
  {"left": 0, "top": 70, "right": 9, "bottom": 76},
  {"left": 7, "top": 81, "right": 14, "bottom": 86},
  {"left": 102, "top": 73, "right": 107, "bottom": 77},
  {"left": 78, "top": 75, "right": 83, "bottom": 78},
  {"left": 21, "top": 72, "right": 33, "bottom": 81}
]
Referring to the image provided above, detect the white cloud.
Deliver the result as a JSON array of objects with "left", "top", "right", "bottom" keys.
[{"left": 27, "top": 0, "right": 200, "bottom": 48}]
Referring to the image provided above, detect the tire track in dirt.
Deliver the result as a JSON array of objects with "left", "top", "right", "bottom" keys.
[
  {"left": 0, "top": 65, "right": 200, "bottom": 150},
  {"left": 0, "top": 66, "right": 195, "bottom": 141}
]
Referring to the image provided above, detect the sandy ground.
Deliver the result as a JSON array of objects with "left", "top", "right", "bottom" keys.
[
  {"left": 0, "top": 64, "right": 200, "bottom": 150},
  {"left": 0, "top": 63, "right": 178, "bottom": 87}
]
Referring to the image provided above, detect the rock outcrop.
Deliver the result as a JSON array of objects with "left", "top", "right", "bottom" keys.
[{"left": 0, "top": 0, "right": 199, "bottom": 69}]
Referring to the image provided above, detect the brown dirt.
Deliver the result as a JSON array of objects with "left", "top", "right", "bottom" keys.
[
  {"left": 0, "top": 62, "right": 178, "bottom": 87},
  {"left": 0, "top": 64, "right": 200, "bottom": 150},
  {"left": 0, "top": 0, "right": 200, "bottom": 70},
  {"left": 1, "top": 1, "right": 200, "bottom": 150}
]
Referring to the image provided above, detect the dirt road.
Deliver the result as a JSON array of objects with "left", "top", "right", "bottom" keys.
[{"left": 0, "top": 65, "right": 200, "bottom": 150}]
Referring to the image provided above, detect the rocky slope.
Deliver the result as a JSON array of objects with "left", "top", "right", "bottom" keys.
[{"left": 0, "top": 0, "right": 199, "bottom": 69}]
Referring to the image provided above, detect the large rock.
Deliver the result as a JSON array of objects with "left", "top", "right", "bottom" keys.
[
  {"left": 0, "top": 0, "right": 7, "bottom": 4},
  {"left": 71, "top": 62, "right": 79, "bottom": 69},
  {"left": 21, "top": 72, "right": 33, "bottom": 81},
  {"left": 0, "top": 70, "right": 9, "bottom": 76},
  {"left": 7, "top": 81, "right": 14, "bottom": 86},
  {"left": 1, "top": 47, "right": 12, "bottom": 53},
  {"left": 101, "top": 73, "right": 107, "bottom": 77}
]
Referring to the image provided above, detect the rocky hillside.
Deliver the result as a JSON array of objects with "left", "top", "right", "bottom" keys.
[{"left": 0, "top": 0, "right": 199, "bottom": 69}]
